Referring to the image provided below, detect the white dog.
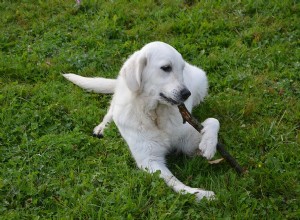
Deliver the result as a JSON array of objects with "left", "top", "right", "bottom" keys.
[{"left": 63, "top": 41, "right": 220, "bottom": 201}]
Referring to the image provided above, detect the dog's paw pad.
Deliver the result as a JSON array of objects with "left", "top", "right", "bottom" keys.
[
  {"left": 92, "top": 132, "right": 103, "bottom": 139},
  {"left": 93, "top": 124, "right": 105, "bottom": 139}
]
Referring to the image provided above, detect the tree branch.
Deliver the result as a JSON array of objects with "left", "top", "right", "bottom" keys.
[{"left": 178, "top": 104, "right": 246, "bottom": 175}]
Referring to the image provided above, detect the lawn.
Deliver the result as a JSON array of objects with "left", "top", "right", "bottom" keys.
[{"left": 0, "top": 0, "right": 299, "bottom": 219}]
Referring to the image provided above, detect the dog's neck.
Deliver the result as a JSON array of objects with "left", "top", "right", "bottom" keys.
[
  {"left": 134, "top": 93, "right": 158, "bottom": 114},
  {"left": 118, "top": 78, "right": 175, "bottom": 126},
  {"left": 134, "top": 94, "right": 178, "bottom": 128}
]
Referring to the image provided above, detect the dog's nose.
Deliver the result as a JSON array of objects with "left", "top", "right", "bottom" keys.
[{"left": 180, "top": 88, "right": 191, "bottom": 101}]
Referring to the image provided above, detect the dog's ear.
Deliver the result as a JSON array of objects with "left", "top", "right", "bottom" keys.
[{"left": 121, "top": 50, "right": 147, "bottom": 92}]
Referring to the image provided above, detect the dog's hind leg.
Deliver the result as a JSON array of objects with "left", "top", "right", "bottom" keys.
[{"left": 93, "top": 102, "right": 114, "bottom": 138}]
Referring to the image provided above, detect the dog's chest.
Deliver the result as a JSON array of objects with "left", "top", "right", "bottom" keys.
[{"left": 154, "top": 105, "right": 183, "bottom": 134}]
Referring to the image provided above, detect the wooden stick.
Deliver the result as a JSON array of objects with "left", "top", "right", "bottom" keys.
[{"left": 178, "top": 104, "right": 246, "bottom": 175}]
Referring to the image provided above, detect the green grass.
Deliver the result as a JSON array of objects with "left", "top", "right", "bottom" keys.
[{"left": 1, "top": 0, "right": 299, "bottom": 219}]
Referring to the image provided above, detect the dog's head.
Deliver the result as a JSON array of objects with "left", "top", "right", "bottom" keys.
[{"left": 120, "top": 41, "right": 191, "bottom": 105}]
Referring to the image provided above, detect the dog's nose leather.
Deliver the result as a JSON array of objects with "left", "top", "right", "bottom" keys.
[{"left": 180, "top": 88, "right": 191, "bottom": 101}]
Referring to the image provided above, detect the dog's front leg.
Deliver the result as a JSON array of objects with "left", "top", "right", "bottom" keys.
[
  {"left": 93, "top": 101, "right": 114, "bottom": 138},
  {"left": 198, "top": 118, "right": 220, "bottom": 160},
  {"left": 137, "top": 157, "right": 215, "bottom": 201}
]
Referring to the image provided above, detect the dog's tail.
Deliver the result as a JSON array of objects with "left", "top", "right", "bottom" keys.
[{"left": 63, "top": 73, "right": 116, "bottom": 94}]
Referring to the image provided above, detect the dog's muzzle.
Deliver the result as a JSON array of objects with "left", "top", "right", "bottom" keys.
[{"left": 159, "top": 88, "right": 191, "bottom": 105}]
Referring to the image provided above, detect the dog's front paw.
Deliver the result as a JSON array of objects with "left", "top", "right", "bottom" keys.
[
  {"left": 93, "top": 124, "right": 104, "bottom": 138},
  {"left": 198, "top": 118, "right": 219, "bottom": 160},
  {"left": 198, "top": 134, "right": 218, "bottom": 160}
]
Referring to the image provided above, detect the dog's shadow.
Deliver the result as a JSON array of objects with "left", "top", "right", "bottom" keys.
[{"left": 166, "top": 151, "right": 227, "bottom": 185}]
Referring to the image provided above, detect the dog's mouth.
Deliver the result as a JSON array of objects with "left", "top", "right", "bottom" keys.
[
  {"left": 159, "top": 88, "right": 191, "bottom": 105},
  {"left": 159, "top": 93, "right": 181, "bottom": 105}
]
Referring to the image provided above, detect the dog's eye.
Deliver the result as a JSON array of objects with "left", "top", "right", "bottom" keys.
[{"left": 161, "top": 65, "right": 172, "bottom": 72}]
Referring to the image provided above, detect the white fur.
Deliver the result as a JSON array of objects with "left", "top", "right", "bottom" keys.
[
  {"left": 63, "top": 41, "right": 220, "bottom": 201},
  {"left": 63, "top": 74, "right": 116, "bottom": 93}
]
